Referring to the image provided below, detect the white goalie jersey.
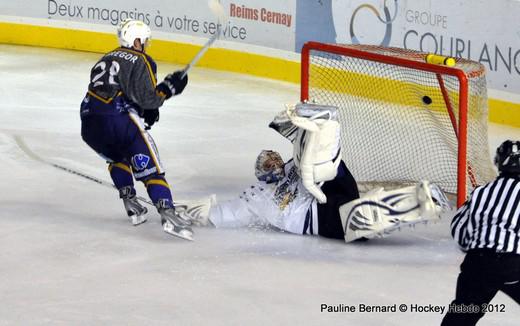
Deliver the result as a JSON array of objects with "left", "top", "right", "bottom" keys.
[{"left": 209, "top": 160, "right": 320, "bottom": 235}]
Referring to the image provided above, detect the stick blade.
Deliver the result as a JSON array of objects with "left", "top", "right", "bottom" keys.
[{"left": 208, "top": 0, "right": 227, "bottom": 23}]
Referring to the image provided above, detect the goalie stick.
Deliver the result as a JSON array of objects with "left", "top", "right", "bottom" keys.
[{"left": 181, "top": 0, "right": 227, "bottom": 78}]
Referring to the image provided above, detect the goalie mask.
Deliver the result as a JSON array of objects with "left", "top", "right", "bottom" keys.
[
  {"left": 255, "top": 150, "right": 285, "bottom": 183},
  {"left": 117, "top": 19, "right": 151, "bottom": 49},
  {"left": 495, "top": 140, "right": 520, "bottom": 175}
]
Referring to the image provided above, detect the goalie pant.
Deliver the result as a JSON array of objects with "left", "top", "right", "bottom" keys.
[
  {"left": 442, "top": 175, "right": 520, "bottom": 326},
  {"left": 209, "top": 159, "right": 359, "bottom": 239}
]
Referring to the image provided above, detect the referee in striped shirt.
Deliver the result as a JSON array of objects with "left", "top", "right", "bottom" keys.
[{"left": 442, "top": 140, "right": 520, "bottom": 326}]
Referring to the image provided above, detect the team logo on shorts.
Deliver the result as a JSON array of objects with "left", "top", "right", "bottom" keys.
[{"left": 131, "top": 154, "right": 150, "bottom": 171}]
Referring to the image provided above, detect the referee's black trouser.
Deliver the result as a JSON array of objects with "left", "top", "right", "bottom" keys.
[{"left": 441, "top": 249, "right": 520, "bottom": 326}]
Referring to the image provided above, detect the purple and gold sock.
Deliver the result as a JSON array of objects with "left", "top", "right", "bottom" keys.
[
  {"left": 109, "top": 162, "right": 134, "bottom": 190},
  {"left": 144, "top": 176, "right": 173, "bottom": 207}
]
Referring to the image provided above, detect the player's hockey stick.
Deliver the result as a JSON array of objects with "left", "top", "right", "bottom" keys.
[
  {"left": 16, "top": 135, "right": 201, "bottom": 241},
  {"left": 181, "top": 30, "right": 220, "bottom": 78},
  {"left": 14, "top": 135, "right": 154, "bottom": 206},
  {"left": 15, "top": 135, "right": 216, "bottom": 223},
  {"left": 181, "top": 0, "right": 227, "bottom": 78}
]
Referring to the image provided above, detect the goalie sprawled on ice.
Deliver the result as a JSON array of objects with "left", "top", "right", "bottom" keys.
[{"left": 187, "top": 103, "right": 451, "bottom": 242}]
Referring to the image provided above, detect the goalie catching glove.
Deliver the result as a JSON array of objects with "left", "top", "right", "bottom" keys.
[
  {"left": 287, "top": 103, "right": 342, "bottom": 204},
  {"left": 156, "top": 70, "right": 188, "bottom": 99}
]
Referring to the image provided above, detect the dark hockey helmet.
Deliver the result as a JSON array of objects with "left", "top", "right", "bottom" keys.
[
  {"left": 255, "top": 150, "right": 285, "bottom": 183},
  {"left": 494, "top": 140, "right": 520, "bottom": 175}
]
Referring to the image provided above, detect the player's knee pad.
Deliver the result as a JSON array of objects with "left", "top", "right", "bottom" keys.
[{"left": 127, "top": 111, "right": 165, "bottom": 178}]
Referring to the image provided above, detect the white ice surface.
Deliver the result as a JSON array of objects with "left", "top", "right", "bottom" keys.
[{"left": 1, "top": 44, "right": 519, "bottom": 325}]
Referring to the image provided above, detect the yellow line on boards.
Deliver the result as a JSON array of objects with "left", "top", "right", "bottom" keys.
[
  {"left": 0, "top": 22, "right": 300, "bottom": 83},
  {"left": 0, "top": 21, "right": 517, "bottom": 127}
]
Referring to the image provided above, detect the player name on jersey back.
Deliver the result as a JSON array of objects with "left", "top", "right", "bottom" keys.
[{"left": 105, "top": 50, "right": 139, "bottom": 64}]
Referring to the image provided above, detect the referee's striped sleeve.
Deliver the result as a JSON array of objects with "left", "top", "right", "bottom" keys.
[
  {"left": 451, "top": 202, "right": 471, "bottom": 250},
  {"left": 451, "top": 177, "right": 520, "bottom": 254}
]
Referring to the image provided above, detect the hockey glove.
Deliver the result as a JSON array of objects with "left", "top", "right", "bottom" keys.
[
  {"left": 156, "top": 71, "right": 188, "bottom": 99},
  {"left": 143, "top": 108, "right": 159, "bottom": 130}
]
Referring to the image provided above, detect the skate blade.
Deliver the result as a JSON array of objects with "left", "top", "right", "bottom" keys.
[
  {"left": 128, "top": 209, "right": 148, "bottom": 226},
  {"left": 163, "top": 222, "right": 194, "bottom": 241},
  {"left": 131, "top": 216, "right": 148, "bottom": 226}
]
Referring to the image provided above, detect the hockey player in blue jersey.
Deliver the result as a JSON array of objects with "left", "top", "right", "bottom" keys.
[{"left": 80, "top": 19, "right": 193, "bottom": 240}]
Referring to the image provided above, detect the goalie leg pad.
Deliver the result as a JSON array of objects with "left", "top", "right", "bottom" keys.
[
  {"left": 339, "top": 181, "right": 443, "bottom": 243},
  {"left": 288, "top": 103, "right": 342, "bottom": 204},
  {"left": 174, "top": 194, "right": 217, "bottom": 227}
]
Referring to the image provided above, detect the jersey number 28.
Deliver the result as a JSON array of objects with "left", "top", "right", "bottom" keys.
[{"left": 92, "top": 61, "right": 120, "bottom": 87}]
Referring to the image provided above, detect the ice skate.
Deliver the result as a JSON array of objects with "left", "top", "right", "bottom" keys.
[
  {"left": 156, "top": 199, "right": 194, "bottom": 241},
  {"left": 119, "top": 186, "right": 148, "bottom": 226}
]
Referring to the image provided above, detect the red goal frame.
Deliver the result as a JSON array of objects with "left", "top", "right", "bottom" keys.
[{"left": 300, "top": 41, "right": 472, "bottom": 207}]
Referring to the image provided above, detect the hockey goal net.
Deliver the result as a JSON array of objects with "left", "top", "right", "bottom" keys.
[{"left": 301, "top": 42, "right": 496, "bottom": 206}]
